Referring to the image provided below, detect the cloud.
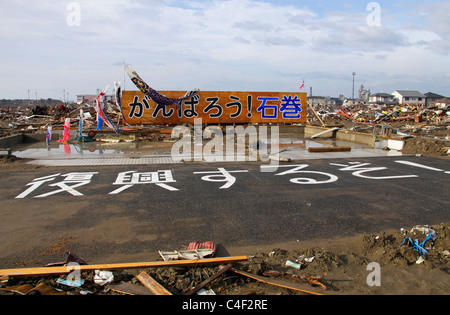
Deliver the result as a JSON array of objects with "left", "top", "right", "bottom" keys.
[
  {"left": 262, "top": 36, "right": 305, "bottom": 47},
  {"left": 418, "top": 1, "right": 450, "bottom": 55},
  {"left": 307, "top": 11, "right": 412, "bottom": 53},
  {"left": 0, "top": 0, "right": 449, "bottom": 99},
  {"left": 234, "top": 20, "right": 274, "bottom": 32}
]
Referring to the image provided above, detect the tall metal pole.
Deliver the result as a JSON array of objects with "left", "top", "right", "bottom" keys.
[
  {"left": 123, "top": 59, "right": 126, "bottom": 91},
  {"left": 352, "top": 72, "right": 356, "bottom": 100}
]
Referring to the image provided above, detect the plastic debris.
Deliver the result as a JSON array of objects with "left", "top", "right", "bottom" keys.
[
  {"left": 94, "top": 270, "right": 114, "bottom": 286},
  {"left": 56, "top": 278, "right": 85, "bottom": 288},
  {"left": 285, "top": 260, "right": 302, "bottom": 270},
  {"left": 296, "top": 255, "right": 315, "bottom": 263},
  {"left": 399, "top": 232, "right": 437, "bottom": 255},
  {"left": 415, "top": 256, "right": 425, "bottom": 264},
  {"left": 45, "top": 251, "right": 87, "bottom": 267},
  {"left": 159, "top": 241, "right": 218, "bottom": 261}
]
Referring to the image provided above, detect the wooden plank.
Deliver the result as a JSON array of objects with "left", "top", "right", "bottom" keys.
[
  {"left": 308, "top": 101, "right": 326, "bottom": 128},
  {"left": 308, "top": 147, "right": 351, "bottom": 153},
  {"left": 0, "top": 284, "right": 34, "bottom": 295},
  {"left": 231, "top": 268, "right": 327, "bottom": 296},
  {"left": 0, "top": 256, "right": 248, "bottom": 277},
  {"left": 0, "top": 283, "right": 66, "bottom": 295},
  {"left": 185, "top": 264, "right": 232, "bottom": 295},
  {"left": 107, "top": 282, "right": 153, "bottom": 295},
  {"left": 29, "top": 283, "right": 67, "bottom": 295},
  {"left": 137, "top": 272, "right": 172, "bottom": 295}
]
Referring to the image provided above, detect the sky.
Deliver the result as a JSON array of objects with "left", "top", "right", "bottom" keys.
[{"left": 0, "top": 0, "right": 449, "bottom": 101}]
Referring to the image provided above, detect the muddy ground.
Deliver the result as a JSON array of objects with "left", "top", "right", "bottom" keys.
[
  {"left": 1, "top": 217, "right": 448, "bottom": 295},
  {"left": 402, "top": 136, "right": 450, "bottom": 156},
  {"left": 0, "top": 124, "right": 449, "bottom": 295}
]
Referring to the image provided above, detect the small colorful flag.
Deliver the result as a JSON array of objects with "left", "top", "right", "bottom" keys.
[
  {"left": 46, "top": 126, "right": 52, "bottom": 145},
  {"left": 299, "top": 80, "right": 305, "bottom": 90},
  {"left": 58, "top": 118, "right": 71, "bottom": 143}
]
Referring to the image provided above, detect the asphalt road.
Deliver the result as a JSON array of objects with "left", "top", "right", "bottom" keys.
[{"left": 0, "top": 156, "right": 449, "bottom": 268}]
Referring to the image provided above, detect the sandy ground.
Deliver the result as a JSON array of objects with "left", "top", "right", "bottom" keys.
[
  {"left": 0, "top": 222, "right": 448, "bottom": 295},
  {"left": 0, "top": 154, "right": 447, "bottom": 296},
  {"left": 0, "top": 138, "right": 449, "bottom": 295},
  {"left": 235, "top": 222, "right": 449, "bottom": 295}
]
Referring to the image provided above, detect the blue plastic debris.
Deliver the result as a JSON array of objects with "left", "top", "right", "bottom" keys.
[
  {"left": 399, "top": 232, "right": 435, "bottom": 255},
  {"left": 56, "top": 278, "right": 85, "bottom": 288}
]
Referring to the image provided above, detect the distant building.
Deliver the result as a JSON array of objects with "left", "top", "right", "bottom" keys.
[
  {"left": 424, "top": 92, "right": 446, "bottom": 106},
  {"left": 308, "top": 96, "right": 342, "bottom": 108},
  {"left": 369, "top": 93, "right": 396, "bottom": 105},
  {"left": 77, "top": 94, "right": 116, "bottom": 105},
  {"left": 392, "top": 90, "right": 426, "bottom": 106},
  {"left": 358, "top": 84, "right": 371, "bottom": 103}
]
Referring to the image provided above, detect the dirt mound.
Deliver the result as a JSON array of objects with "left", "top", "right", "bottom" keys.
[
  {"left": 244, "top": 223, "right": 449, "bottom": 294},
  {"left": 1, "top": 223, "right": 448, "bottom": 295},
  {"left": 402, "top": 137, "right": 449, "bottom": 155},
  {"left": 0, "top": 154, "right": 20, "bottom": 164}
]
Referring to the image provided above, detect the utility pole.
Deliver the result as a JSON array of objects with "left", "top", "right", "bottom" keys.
[
  {"left": 123, "top": 59, "right": 126, "bottom": 91},
  {"left": 352, "top": 72, "right": 356, "bottom": 100}
]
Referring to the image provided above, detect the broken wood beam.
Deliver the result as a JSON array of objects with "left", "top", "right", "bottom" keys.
[
  {"left": 137, "top": 272, "right": 172, "bottom": 295},
  {"left": 231, "top": 268, "right": 329, "bottom": 296},
  {"left": 308, "top": 147, "right": 351, "bottom": 153},
  {"left": 308, "top": 102, "right": 326, "bottom": 128},
  {"left": 107, "top": 282, "right": 153, "bottom": 295},
  {"left": 185, "top": 264, "right": 233, "bottom": 295},
  {"left": 0, "top": 256, "right": 248, "bottom": 277}
]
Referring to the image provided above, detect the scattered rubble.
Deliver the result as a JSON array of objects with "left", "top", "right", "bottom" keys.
[
  {"left": 0, "top": 103, "right": 78, "bottom": 137},
  {"left": 0, "top": 223, "right": 448, "bottom": 295},
  {"left": 306, "top": 100, "right": 450, "bottom": 156},
  {"left": 0, "top": 154, "right": 20, "bottom": 164},
  {"left": 308, "top": 100, "right": 450, "bottom": 140},
  {"left": 1, "top": 96, "right": 449, "bottom": 156},
  {"left": 402, "top": 136, "right": 450, "bottom": 156},
  {"left": 0, "top": 98, "right": 449, "bottom": 296}
]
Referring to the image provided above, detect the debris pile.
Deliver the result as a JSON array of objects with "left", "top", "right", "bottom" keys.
[
  {"left": 402, "top": 136, "right": 450, "bottom": 156},
  {"left": 0, "top": 103, "right": 78, "bottom": 136},
  {"left": 308, "top": 100, "right": 450, "bottom": 141},
  {"left": 1, "top": 223, "right": 448, "bottom": 295}
]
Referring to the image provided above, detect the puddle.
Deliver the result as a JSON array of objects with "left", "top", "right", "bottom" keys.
[
  {"left": 13, "top": 134, "right": 402, "bottom": 162},
  {"left": 13, "top": 141, "right": 175, "bottom": 160}
]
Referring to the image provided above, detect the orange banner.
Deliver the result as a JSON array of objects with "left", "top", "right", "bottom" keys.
[{"left": 122, "top": 90, "right": 307, "bottom": 125}]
